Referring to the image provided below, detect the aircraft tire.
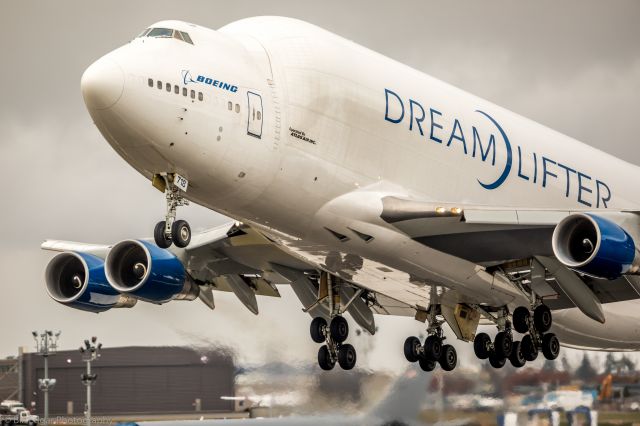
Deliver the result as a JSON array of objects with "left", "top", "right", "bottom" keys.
[
  {"left": 534, "top": 304, "right": 552, "bottom": 333},
  {"left": 512, "top": 306, "right": 531, "bottom": 334},
  {"left": 403, "top": 336, "right": 421, "bottom": 363},
  {"left": 330, "top": 316, "right": 349, "bottom": 343},
  {"left": 494, "top": 331, "right": 513, "bottom": 358},
  {"left": 171, "top": 219, "right": 191, "bottom": 248},
  {"left": 521, "top": 334, "right": 538, "bottom": 362},
  {"left": 542, "top": 333, "right": 560, "bottom": 360},
  {"left": 509, "top": 341, "right": 526, "bottom": 368},
  {"left": 338, "top": 343, "right": 357, "bottom": 370},
  {"left": 418, "top": 357, "right": 437, "bottom": 372},
  {"left": 154, "top": 221, "right": 171, "bottom": 248},
  {"left": 310, "top": 317, "right": 327, "bottom": 343},
  {"left": 423, "top": 335, "right": 443, "bottom": 361},
  {"left": 318, "top": 345, "right": 335, "bottom": 371},
  {"left": 488, "top": 352, "right": 506, "bottom": 369},
  {"left": 473, "top": 333, "right": 491, "bottom": 359},
  {"left": 438, "top": 344, "right": 457, "bottom": 371}
]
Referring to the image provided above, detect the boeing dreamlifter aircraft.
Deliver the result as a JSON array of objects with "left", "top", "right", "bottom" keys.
[{"left": 43, "top": 17, "right": 640, "bottom": 372}]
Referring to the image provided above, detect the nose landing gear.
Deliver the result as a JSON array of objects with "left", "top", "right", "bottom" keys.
[{"left": 152, "top": 173, "right": 191, "bottom": 249}]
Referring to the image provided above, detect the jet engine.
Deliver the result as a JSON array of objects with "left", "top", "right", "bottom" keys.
[
  {"left": 45, "top": 252, "right": 136, "bottom": 312},
  {"left": 105, "top": 239, "right": 199, "bottom": 303},
  {"left": 552, "top": 213, "right": 639, "bottom": 279}
]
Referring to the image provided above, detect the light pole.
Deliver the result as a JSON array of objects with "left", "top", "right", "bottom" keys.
[
  {"left": 33, "top": 330, "right": 60, "bottom": 424},
  {"left": 80, "top": 337, "right": 101, "bottom": 426}
]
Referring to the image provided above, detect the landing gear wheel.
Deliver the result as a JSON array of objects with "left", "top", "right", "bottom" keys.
[
  {"left": 489, "top": 353, "right": 506, "bottom": 369},
  {"left": 338, "top": 344, "right": 357, "bottom": 370},
  {"left": 318, "top": 345, "right": 335, "bottom": 371},
  {"left": 404, "top": 336, "right": 421, "bottom": 363},
  {"left": 330, "top": 316, "right": 349, "bottom": 343},
  {"left": 438, "top": 344, "right": 457, "bottom": 371},
  {"left": 534, "top": 304, "right": 552, "bottom": 333},
  {"left": 512, "top": 306, "right": 531, "bottom": 334},
  {"left": 509, "top": 341, "right": 526, "bottom": 368},
  {"left": 418, "top": 357, "right": 437, "bottom": 372},
  {"left": 494, "top": 331, "right": 513, "bottom": 358},
  {"left": 171, "top": 219, "right": 191, "bottom": 248},
  {"left": 521, "top": 334, "right": 538, "bottom": 361},
  {"left": 473, "top": 333, "right": 492, "bottom": 360},
  {"left": 154, "top": 221, "right": 171, "bottom": 248},
  {"left": 542, "top": 333, "right": 560, "bottom": 360},
  {"left": 423, "top": 335, "right": 443, "bottom": 361},
  {"left": 310, "top": 317, "right": 327, "bottom": 344}
]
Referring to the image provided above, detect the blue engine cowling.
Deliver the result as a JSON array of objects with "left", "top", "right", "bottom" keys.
[
  {"left": 45, "top": 252, "right": 126, "bottom": 313},
  {"left": 552, "top": 213, "right": 637, "bottom": 279},
  {"left": 104, "top": 240, "right": 198, "bottom": 303}
]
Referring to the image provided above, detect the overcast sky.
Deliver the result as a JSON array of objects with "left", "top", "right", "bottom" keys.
[{"left": 2, "top": 0, "right": 640, "bottom": 373}]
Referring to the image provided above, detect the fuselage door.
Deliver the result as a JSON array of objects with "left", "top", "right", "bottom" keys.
[{"left": 247, "top": 91, "right": 263, "bottom": 139}]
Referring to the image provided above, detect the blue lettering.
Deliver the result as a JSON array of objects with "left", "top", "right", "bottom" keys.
[
  {"left": 430, "top": 108, "right": 443, "bottom": 143},
  {"left": 517, "top": 146, "right": 529, "bottom": 181},
  {"left": 223, "top": 83, "right": 231, "bottom": 90},
  {"left": 213, "top": 80, "right": 219, "bottom": 87},
  {"left": 230, "top": 86, "right": 238, "bottom": 93},
  {"left": 533, "top": 152, "right": 538, "bottom": 184},
  {"left": 557, "top": 163, "right": 577, "bottom": 197},
  {"left": 196, "top": 75, "right": 205, "bottom": 82},
  {"left": 472, "top": 127, "right": 496, "bottom": 165},
  {"left": 384, "top": 89, "right": 404, "bottom": 124},
  {"left": 204, "top": 78, "right": 213, "bottom": 84},
  {"left": 596, "top": 180, "right": 611, "bottom": 208},
  {"left": 409, "top": 99, "right": 426, "bottom": 135},
  {"left": 577, "top": 172, "right": 593, "bottom": 207},
  {"left": 446, "top": 119, "right": 467, "bottom": 154},
  {"left": 475, "top": 110, "right": 512, "bottom": 190},
  {"left": 542, "top": 157, "right": 557, "bottom": 188}
]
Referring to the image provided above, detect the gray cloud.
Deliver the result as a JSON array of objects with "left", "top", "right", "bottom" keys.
[{"left": 1, "top": 0, "right": 639, "bottom": 372}]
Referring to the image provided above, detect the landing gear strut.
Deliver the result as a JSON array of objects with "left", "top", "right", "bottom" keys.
[
  {"left": 153, "top": 173, "right": 191, "bottom": 249},
  {"left": 309, "top": 273, "right": 358, "bottom": 371}
]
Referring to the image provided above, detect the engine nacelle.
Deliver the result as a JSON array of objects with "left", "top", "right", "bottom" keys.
[
  {"left": 45, "top": 252, "right": 135, "bottom": 313},
  {"left": 552, "top": 213, "right": 639, "bottom": 279},
  {"left": 105, "top": 239, "right": 199, "bottom": 303}
]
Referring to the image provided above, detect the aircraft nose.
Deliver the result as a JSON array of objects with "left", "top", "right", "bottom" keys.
[{"left": 81, "top": 57, "right": 124, "bottom": 110}]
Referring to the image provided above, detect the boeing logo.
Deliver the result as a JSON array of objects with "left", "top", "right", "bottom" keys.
[
  {"left": 384, "top": 88, "right": 612, "bottom": 208},
  {"left": 181, "top": 70, "right": 238, "bottom": 93}
]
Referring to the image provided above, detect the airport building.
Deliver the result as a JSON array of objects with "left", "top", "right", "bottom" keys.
[{"left": 3, "top": 346, "right": 235, "bottom": 416}]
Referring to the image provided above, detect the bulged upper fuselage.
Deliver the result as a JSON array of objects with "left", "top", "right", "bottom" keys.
[{"left": 80, "top": 17, "right": 640, "bottom": 351}]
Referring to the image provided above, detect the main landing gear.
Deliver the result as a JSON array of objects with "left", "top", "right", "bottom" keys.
[
  {"left": 403, "top": 302, "right": 458, "bottom": 372},
  {"left": 309, "top": 273, "right": 358, "bottom": 371},
  {"left": 473, "top": 304, "right": 559, "bottom": 369},
  {"left": 153, "top": 173, "right": 191, "bottom": 249},
  {"left": 311, "top": 316, "right": 357, "bottom": 371}
]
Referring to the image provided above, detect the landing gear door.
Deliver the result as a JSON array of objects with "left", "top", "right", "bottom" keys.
[{"left": 247, "top": 91, "right": 263, "bottom": 139}]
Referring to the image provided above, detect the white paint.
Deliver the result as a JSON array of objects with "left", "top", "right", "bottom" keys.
[{"left": 74, "top": 17, "right": 640, "bottom": 352}]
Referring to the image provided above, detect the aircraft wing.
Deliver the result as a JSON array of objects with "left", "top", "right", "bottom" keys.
[
  {"left": 380, "top": 196, "right": 640, "bottom": 320},
  {"left": 42, "top": 221, "right": 413, "bottom": 334}
]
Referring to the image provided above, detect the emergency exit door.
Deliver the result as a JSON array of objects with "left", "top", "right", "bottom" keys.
[{"left": 247, "top": 91, "right": 263, "bottom": 139}]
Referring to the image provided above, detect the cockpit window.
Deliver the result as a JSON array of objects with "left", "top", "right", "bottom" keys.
[
  {"left": 147, "top": 28, "right": 173, "bottom": 38},
  {"left": 138, "top": 27, "right": 194, "bottom": 45},
  {"left": 179, "top": 31, "right": 193, "bottom": 45}
]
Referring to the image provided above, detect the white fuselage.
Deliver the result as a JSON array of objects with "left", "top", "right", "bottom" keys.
[{"left": 81, "top": 17, "right": 640, "bottom": 350}]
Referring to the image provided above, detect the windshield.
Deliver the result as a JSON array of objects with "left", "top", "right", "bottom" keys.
[
  {"left": 147, "top": 28, "right": 173, "bottom": 38},
  {"left": 138, "top": 28, "right": 194, "bottom": 45}
]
